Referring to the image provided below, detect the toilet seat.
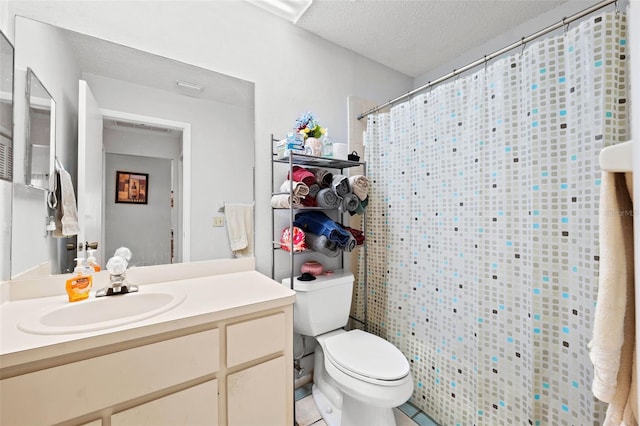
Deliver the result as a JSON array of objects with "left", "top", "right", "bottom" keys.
[{"left": 324, "top": 330, "right": 410, "bottom": 386}]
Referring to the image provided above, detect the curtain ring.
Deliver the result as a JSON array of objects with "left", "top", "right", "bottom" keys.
[{"left": 563, "top": 17, "right": 570, "bottom": 36}]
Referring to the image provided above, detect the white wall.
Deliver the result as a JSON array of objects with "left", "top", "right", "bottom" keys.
[
  {"left": 10, "top": 16, "right": 81, "bottom": 277},
  {"left": 2, "top": 0, "right": 413, "bottom": 277}
]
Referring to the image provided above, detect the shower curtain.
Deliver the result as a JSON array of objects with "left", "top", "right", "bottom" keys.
[{"left": 357, "top": 11, "right": 628, "bottom": 426}]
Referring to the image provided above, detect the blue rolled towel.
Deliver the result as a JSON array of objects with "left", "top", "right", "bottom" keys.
[{"left": 294, "top": 211, "right": 352, "bottom": 247}]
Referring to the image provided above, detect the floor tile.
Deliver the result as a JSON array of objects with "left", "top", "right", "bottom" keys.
[
  {"left": 295, "top": 383, "right": 313, "bottom": 401},
  {"left": 398, "top": 401, "right": 420, "bottom": 418},
  {"left": 394, "top": 407, "right": 418, "bottom": 425},
  {"left": 413, "top": 411, "right": 439, "bottom": 426},
  {"left": 295, "top": 395, "right": 322, "bottom": 426}
]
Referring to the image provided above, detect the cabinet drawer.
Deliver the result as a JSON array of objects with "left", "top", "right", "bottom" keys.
[
  {"left": 0, "top": 328, "right": 219, "bottom": 426},
  {"left": 112, "top": 379, "right": 218, "bottom": 425},
  {"left": 226, "top": 312, "right": 285, "bottom": 367}
]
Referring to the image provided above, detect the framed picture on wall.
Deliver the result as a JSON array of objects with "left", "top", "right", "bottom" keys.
[{"left": 115, "top": 171, "right": 148, "bottom": 204}]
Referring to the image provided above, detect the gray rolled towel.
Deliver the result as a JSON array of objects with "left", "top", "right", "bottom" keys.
[
  {"left": 332, "top": 174, "right": 350, "bottom": 197},
  {"left": 304, "top": 232, "right": 340, "bottom": 257},
  {"left": 317, "top": 188, "right": 340, "bottom": 209},
  {"left": 308, "top": 184, "right": 320, "bottom": 198},
  {"left": 340, "top": 234, "right": 357, "bottom": 252},
  {"left": 339, "top": 193, "right": 359, "bottom": 212}
]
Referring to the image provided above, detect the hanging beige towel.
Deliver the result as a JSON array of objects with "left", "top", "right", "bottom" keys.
[
  {"left": 224, "top": 203, "right": 254, "bottom": 258},
  {"left": 52, "top": 165, "right": 80, "bottom": 237},
  {"left": 589, "top": 171, "right": 637, "bottom": 426}
]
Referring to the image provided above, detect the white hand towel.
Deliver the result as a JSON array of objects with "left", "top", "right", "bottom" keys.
[
  {"left": 589, "top": 171, "right": 636, "bottom": 425},
  {"left": 224, "top": 203, "right": 254, "bottom": 258}
]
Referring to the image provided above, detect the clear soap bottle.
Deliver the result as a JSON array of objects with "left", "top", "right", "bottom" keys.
[{"left": 65, "top": 257, "right": 93, "bottom": 302}]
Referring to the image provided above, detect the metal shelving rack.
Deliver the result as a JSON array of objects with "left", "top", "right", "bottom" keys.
[{"left": 270, "top": 134, "right": 368, "bottom": 331}]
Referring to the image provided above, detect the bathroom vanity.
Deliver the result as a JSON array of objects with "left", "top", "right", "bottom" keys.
[{"left": 0, "top": 258, "right": 295, "bottom": 426}]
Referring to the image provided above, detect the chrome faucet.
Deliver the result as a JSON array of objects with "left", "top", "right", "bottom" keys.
[{"left": 96, "top": 247, "right": 138, "bottom": 297}]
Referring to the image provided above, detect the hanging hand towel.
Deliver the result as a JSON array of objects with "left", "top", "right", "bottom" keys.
[
  {"left": 224, "top": 203, "right": 254, "bottom": 257},
  {"left": 348, "top": 175, "right": 369, "bottom": 201},
  {"left": 52, "top": 165, "right": 80, "bottom": 237},
  {"left": 589, "top": 171, "right": 637, "bottom": 425}
]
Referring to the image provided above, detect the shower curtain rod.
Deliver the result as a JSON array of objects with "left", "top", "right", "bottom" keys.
[{"left": 357, "top": 0, "right": 617, "bottom": 120}]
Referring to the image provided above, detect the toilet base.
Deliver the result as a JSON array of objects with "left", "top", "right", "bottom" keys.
[
  {"left": 313, "top": 384, "right": 397, "bottom": 426},
  {"left": 312, "top": 384, "right": 342, "bottom": 426}
]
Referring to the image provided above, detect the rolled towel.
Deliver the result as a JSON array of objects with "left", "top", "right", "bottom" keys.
[
  {"left": 280, "top": 226, "right": 306, "bottom": 252},
  {"left": 348, "top": 175, "right": 369, "bottom": 201},
  {"left": 301, "top": 195, "right": 318, "bottom": 207},
  {"left": 304, "top": 232, "right": 340, "bottom": 258},
  {"left": 316, "top": 188, "right": 340, "bottom": 209},
  {"left": 339, "top": 234, "right": 357, "bottom": 252},
  {"left": 293, "top": 211, "right": 352, "bottom": 247},
  {"left": 349, "top": 196, "right": 369, "bottom": 216},
  {"left": 308, "top": 183, "right": 320, "bottom": 198},
  {"left": 280, "top": 180, "right": 310, "bottom": 198},
  {"left": 288, "top": 166, "right": 316, "bottom": 187},
  {"left": 332, "top": 174, "right": 350, "bottom": 197},
  {"left": 310, "top": 168, "right": 333, "bottom": 188},
  {"left": 339, "top": 193, "right": 360, "bottom": 212},
  {"left": 271, "top": 193, "right": 301, "bottom": 209}
]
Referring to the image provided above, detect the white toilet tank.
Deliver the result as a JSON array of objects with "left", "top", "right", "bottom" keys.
[{"left": 282, "top": 270, "right": 354, "bottom": 336}]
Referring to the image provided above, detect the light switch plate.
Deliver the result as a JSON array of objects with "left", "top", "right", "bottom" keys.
[{"left": 213, "top": 216, "right": 225, "bottom": 227}]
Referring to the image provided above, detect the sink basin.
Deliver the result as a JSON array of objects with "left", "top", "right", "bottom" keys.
[{"left": 18, "top": 290, "right": 186, "bottom": 335}]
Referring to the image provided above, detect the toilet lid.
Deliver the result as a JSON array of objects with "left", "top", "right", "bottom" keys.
[{"left": 324, "top": 330, "right": 410, "bottom": 381}]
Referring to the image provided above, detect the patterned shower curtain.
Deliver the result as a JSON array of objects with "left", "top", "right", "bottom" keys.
[{"left": 358, "top": 11, "right": 628, "bottom": 426}]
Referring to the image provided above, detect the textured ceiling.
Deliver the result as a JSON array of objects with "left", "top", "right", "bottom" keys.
[{"left": 296, "top": 0, "right": 569, "bottom": 77}]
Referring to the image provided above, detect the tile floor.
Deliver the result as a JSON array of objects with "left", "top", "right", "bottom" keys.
[{"left": 294, "top": 384, "right": 439, "bottom": 426}]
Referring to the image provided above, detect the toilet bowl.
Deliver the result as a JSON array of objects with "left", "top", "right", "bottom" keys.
[
  {"left": 282, "top": 271, "right": 414, "bottom": 425},
  {"left": 312, "top": 329, "right": 413, "bottom": 426}
]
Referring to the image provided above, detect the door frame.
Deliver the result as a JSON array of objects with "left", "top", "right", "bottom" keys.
[{"left": 100, "top": 108, "right": 192, "bottom": 263}]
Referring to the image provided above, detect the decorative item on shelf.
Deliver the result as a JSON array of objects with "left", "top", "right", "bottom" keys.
[
  {"left": 348, "top": 151, "right": 360, "bottom": 162},
  {"left": 280, "top": 226, "right": 307, "bottom": 252},
  {"left": 295, "top": 111, "right": 326, "bottom": 157},
  {"left": 301, "top": 260, "right": 324, "bottom": 276}
]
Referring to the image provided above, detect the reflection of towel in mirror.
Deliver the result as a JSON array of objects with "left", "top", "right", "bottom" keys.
[
  {"left": 348, "top": 175, "right": 369, "bottom": 201},
  {"left": 303, "top": 232, "right": 340, "bottom": 257},
  {"left": 224, "top": 203, "right": 254, "bottom": 257},
  {"left": 53, "top": 166, "right": 80, "bottom": 237},
  {"left": 332, "top": 175, "right": 350, "bottom": 197},
  {"left": 316, "top": 188, "right": 339, "bottom": 209},
  {"left": 339, "top": 193, "right": 360, "bottom": 213}
]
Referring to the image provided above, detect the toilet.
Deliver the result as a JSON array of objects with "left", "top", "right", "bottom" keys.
[{"left": 283, "top": 271, "right": 413, "bottom": 426}]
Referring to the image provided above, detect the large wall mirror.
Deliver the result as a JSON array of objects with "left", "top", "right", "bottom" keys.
[
  {"left": 10, "top": 17, "right": 255, "bottom": 279},
  {"left": 25, "top": 67, "right": 55, "bottom": 190},
  {"left": 0, "top": 30, "right": 14, "bottom": 182}
]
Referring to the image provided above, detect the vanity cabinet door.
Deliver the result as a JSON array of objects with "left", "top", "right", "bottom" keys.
[
  {"left": 227, "top": 356, "right": 287, "bottom": 426},
  {"left": 111, "top": 379, "right": 218, "bottom": 426}
]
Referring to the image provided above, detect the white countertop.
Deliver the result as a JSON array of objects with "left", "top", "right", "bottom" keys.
[{"left": 0, "top": 269, "right": 295, "bottom": 373}]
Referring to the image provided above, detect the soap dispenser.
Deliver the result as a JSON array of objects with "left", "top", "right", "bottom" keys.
[
  {"left": 87, "top": 249, "right": 101, "bottom": 272},
  {"left": 65, "top": 257, "right": 93, "bottom": 302}
]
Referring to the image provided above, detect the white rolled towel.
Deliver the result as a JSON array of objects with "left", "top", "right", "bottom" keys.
[
  {"left": 349, "top": 175, "right": 369, "bottom": 201},
  {"left": 271, "top": 194, "right": 301, "bottom": 209},
  {"left": 280, "top": 180, "right": 310, "bottom": 198}
]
